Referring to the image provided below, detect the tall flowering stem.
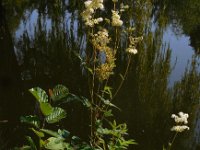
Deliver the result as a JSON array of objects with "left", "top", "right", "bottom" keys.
[{"left": 81, "top": 0, "right": 141, "bottom": 148}]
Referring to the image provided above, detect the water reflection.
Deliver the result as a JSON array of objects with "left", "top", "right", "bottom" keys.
[{"left": 0, "top": 0, "right": 200, "bottom": 149}]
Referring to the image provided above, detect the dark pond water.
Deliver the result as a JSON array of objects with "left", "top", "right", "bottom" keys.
[{"left": 0, "top": 0, "right": 200, "bottom": 149}]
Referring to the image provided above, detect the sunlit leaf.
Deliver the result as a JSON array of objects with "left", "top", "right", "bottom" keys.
[
  {"left": 40, "top": 103, "right": 53, "bottom": 116},
  {"left": 45, "top": 107, "right": 67, "bottom": 123},
  {"left": 20, "top": 115, "right": 40, "bottom": 128},
  {"left": 29, "top": 87, "right": 48, "bottom": 103}
]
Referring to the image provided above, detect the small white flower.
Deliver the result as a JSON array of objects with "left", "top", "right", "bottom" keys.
[
  {"left": 98, "top": 3, "right": 104, "bottom": 10},
  {"left": 82, "top": 0, "right": 105, "bottom": 27},
  {"left": 97, "top": 17, "right": 103, "bottom": 22},
  {"left": 126, "top": 48, "right": 137, "bottom": 54},
  {"left": 84, "top": 0, "right": 92, "bottom": 8},
  {"left": 111, "top": 10, "right": 123, "bottom": 27}
]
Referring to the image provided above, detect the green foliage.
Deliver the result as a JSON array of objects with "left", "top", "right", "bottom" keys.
[
  {"left": 18, "top": 85, "right": 93, "bottom": 150},
  {"left": 96, "top": 120, "right": 137, "bottom": 150},
  {"left": 28, "top": 86, "right": 68, "bottom": 124},
  {"left": 20, "top": 115, "right": 40, "bottom": 128},
  {"left": 29, "top": 87, "right": 48, "bottom": 103}
]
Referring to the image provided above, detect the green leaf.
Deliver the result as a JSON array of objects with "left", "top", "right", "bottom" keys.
[
  {"left": 81, "top": 97, "right": 91, "bottom": 108},
  {"left": 26, "top": 136, "right": 37, "bottom": 150},
  {"left": 104, "top": 109, "right": 113, "bottom": 117},
  {"left": 20, "top": 115, "right": 40, "bottom": 128},
  {"left": 86, "top": 67, "right": 93, "bottom": 75},
  {"left": 103, "top": 100, "right": 120, "bottom": 110},
  {"left": 45, "top": 107, "right": 67, "bottom": 124},
  {"left": 29, "top": 87, "right": 48, "bottom": 103},
  {"left": 31, "top": 128, "right": 44, "bottom": 138},
  {"left": 14, "top": 146, "right": 32, "bottom": 150},
  {"left": 44, "top": 137, "right": 69, "bottom": 150},
  {"left": 40, "top": 129, "right": 60, "bottom": 138},
  {"left": 97, "top": 95, "right": 120, "bottom": 110},
  {"left": 40, "top": 103, "right": 53, "bottom": 116},
  {"left": 51, "top": 84, "right": 69, "bottom": 102},
  {"left": 104, "top": 86, "right": 113, "bottom": 99}
]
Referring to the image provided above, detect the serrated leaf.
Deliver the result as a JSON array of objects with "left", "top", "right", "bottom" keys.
[
  {"left": 40, "top": 103, "right": 53, "bottom": 116},
  {"left": 51, "top": 85, "right": 69, "bottom": 102},
  {"left": 29, "top": 87, "right": 48, "bottom": 103},
  {"left": 20, "top": 115, "right": 40, "bottom": 128},
  {"left": 45, "top": 107, "right": 67, "bottom": 124}
]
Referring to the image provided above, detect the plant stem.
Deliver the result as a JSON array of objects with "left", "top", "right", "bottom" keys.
[
  {"left": 112, "top": 54, "right": 132, "bottom": 99},
  {"left": 168, "top": 132, "right": 178, "bottom": 150}
]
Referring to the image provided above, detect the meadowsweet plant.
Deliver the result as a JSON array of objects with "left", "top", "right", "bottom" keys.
[
  {"left": 81, "top": 0, "right": 141, "bottom": 149},
  {"left": 166, "top": 112, "right": 189, "bottom": 150}
]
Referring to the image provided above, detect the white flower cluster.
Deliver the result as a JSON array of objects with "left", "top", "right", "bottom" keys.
[
  {"left": 111, "top": 10, "right": 123, "bottom": 27},
  {"left": 171, "top": 125, "right": 189, "bottom": 133},
  {"left": 171, "top": 112, "right": 189, "bottom": 124},
  {"left": 171, "top": 112, "right": 189, "bottom": 133},
  {"left": 82, "top": 0, "right": 104, "bottom": 27},
  {"left": 126, "top": 36, "right": 143, "bottom": 54}
]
